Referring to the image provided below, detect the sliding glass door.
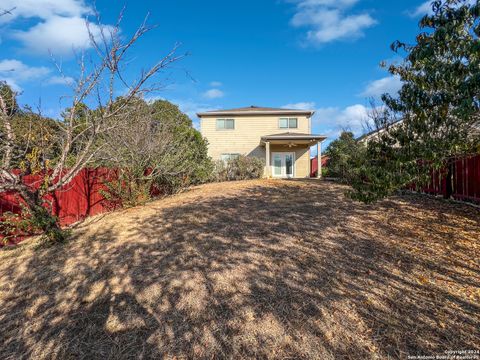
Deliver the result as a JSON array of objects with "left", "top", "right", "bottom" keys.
[{"left": 271, "top": 152, "right": 295, "bottom": 178}]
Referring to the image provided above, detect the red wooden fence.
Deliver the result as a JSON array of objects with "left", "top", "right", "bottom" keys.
[
  {"left": 314, "top": 153, "right": 479, "bottom": 203},
  {"left": 0, "top": 168, "right": 118, "bottom": 243},
  {"left": 415, "top": 155, "right": 480, "bottom": 204},
  {"left": 310, "top": 156, "right": 330, "bottom": 177}
]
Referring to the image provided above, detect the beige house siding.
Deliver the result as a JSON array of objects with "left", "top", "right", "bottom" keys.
[
  {"left": 200, "top": 115, "right": 310, "bottom": 159},
  {"left": 200, "top": 114, "right": 313, "bottom": 178}
]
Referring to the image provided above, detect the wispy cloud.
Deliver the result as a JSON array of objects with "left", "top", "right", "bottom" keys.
[
  {"left": 314, "top": 104, "right": 371, "bottom": 137},
  {"left": 46, "top": 75, "right": 75, "bottom": 86},
  {"left": 288, "top": 0, "right": 377, "bottom": 45},
  {"left": 360, "top": 75, "right": 402, "bottom": 98},
  {"left": 409, "top": 1, "right": 433, "bottom": 17},
  {"left": 0, "top": 58, "right": 78, "bottom": 90},
  {"left": 408, "top": 0, "right": 476, "bottom": 18},
  {"left": 282, "top": 101, "right": 316, "bottom": 110},
  {"left": 0, "top": 59, "right": 50, "bottom": 90},
  {"left": 283, "top": 100, "right": 372, "bottom": 138},
  {"left": 209, "top": 81, "right": 222, "bottom": 87},
  {"left": 202, "top": 88, "right": 224, "bottom": 99}
]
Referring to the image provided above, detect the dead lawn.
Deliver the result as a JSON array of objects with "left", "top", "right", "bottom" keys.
[{"left": 0, "top": 180, "right": 479, "bottom": 359}]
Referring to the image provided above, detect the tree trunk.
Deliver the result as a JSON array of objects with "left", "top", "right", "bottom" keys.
[{"left": 445, "top": 161, "right": 454, "bottom": 199}]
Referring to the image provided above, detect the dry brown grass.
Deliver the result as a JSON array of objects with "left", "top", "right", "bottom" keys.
[{"left": 0, "top": 179, "right": 479, "bottom": 359}]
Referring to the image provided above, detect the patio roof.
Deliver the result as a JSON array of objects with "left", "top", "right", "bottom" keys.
[{"left": 261, "top": 132, "right": 327, "bottom": 142}]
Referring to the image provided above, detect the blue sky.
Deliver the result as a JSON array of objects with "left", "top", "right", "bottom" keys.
[{"left": 0, "top": 0, "right": 433, "bottom": 145}]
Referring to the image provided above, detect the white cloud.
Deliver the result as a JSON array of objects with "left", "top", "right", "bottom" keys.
[
  {"left": 360, "top": 75, "right": 402, "bottom": 98},
  {"left": 203, "top": 88, "right": 224, "bottom": 99},
  {"left": 12, "top": 16, "right": 107, "bottom": 56},
  {"left": 0, "top": 59, "right": 50, "bottom": 80},
  {"left": 47, "top": 75, "right": 75, "bottom": 86},
  {"left": 0, "top": 59, "right": 51, "bottom": 90},
  {"left": 209, "top": 81, "right": 222, "bottom": 87},
  {"left": 314, "top": 104, "right": 371, "bottom": 137},
  {"left": 409, "top": 1, "right": 433, "bottom": 17},
  {"left": 409, "top": 0, "right": 477, "bottom": 17},
  {"left": 0, "top": 59, "right": 75, "bottom": 89},
  {"left": 0, "top": 0, "right": 89, "bottom": 23},
  {"left": 282, "top": 101, "right": 316, "bottom": 110},
  {"left": 289, "top": 0, "right": 377, "bottom": 45},
  {"left": 1, "top": 0, "right": 112, "bottom": 56}
]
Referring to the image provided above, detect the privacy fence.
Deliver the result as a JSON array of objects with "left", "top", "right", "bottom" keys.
[
  {"left": 315, "top": 153, "right": 480, "bottom": 203},
  {"left": 0, "top": 168, "right": 118, "bottom": 227},
  {"left": 0, "top": 168, "right": 121, "bottom": 245},
  {"left": 1, "top": 155, "right": 479, "bottom": 244},
  {"left": 413, "top": 155, "right": 480, "bottom": 204}
]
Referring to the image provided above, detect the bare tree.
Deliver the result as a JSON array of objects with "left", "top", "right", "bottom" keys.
[{"left": 0, "top": 12, "right": 185, "bottom": 241}]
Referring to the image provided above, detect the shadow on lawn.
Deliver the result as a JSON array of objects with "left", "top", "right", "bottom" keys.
[{"left": 0, "top": 180, "right": 478, "bottom": 359}]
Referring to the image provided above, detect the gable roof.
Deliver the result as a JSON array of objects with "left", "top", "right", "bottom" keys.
[{"left": 197, "top": 105, "right": 314, "bottom": 117}]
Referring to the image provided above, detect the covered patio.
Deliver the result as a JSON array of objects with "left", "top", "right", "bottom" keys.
[{"left": 261, "top": 133, "right": 327, "bottom": 179}]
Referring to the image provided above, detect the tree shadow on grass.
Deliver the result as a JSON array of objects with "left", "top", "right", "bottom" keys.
[{"left": 0, "top": 180, "right": 478, "bottom": 359}]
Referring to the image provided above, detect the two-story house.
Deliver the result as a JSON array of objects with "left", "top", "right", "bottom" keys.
[{"left": 197, "top": 106, "right": 326, "bottom": 178}]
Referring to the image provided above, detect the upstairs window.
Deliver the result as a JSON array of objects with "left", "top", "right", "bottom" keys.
[
  {"left": 216, "top": 118, "right": 235, "bottom": 130},
  {"left": 279, "top": 118, "right": 298, "bottom": 129}
]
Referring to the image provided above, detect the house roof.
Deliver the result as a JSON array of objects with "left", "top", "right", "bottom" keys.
[
  {"left": 356, "top": 119, "right": 404, "bottom": 142},
  {"left": 261, "top": 132, "right": 327, "bottom": 141},
  {"left": 197, "top": 105, "right": 314, "bottom": 117}
]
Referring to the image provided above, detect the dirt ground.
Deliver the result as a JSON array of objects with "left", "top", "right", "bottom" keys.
[{"left": 0, "top": 179, "right": 479, "bottom": 359}]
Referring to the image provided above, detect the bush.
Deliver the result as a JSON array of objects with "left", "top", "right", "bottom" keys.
[
  {"left": 325, "top": 131, "right": 366, "bottom": 183},
  {"left": 100, "top": 169, "right": 152, "bottom": 208},
  {"left": 213, "top": 155, "right": 264, "bottom": 181},
  {"left": 98, "top": 99, "right": 214, "bottom": 206},
  {"left": 0, "top": 204, "right": 67, "bottom": 245},
  {"left": 321, "top": 167, "right": 329, "bottom": 178}
]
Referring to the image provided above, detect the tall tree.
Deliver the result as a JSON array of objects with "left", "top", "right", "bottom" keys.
[
  {"left": 350, "top": 0, "right": 480, "bottom": 203},
  {"left": 97, "top": 98, "right": 212, "bottom": 206},
  {"left": 325, "top": 131, "right": 366, "bottom": 182},
  {"left": 0, "top": 13, "right": 185, "bottom": 241}
]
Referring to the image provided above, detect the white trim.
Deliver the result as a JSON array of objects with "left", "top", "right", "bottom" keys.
[
  {"left": 271, "top": 152, "right": 295, "bottom": 179},
  {"left": 265, "top": 141, "right": 271, "bottom": 178},
  {"left": 317, "top": 141, "right": 322, "bottom": 179}
]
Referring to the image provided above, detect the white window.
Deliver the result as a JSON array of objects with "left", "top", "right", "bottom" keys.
[
  {"left": 220, "top": 153, "right": 240, "bottom": 162},
  {"left": 216, "top": 118, "right": 235, "bottom": 130},
  {"left": 279, "top": 118, "right": 298, "bottom": 129}
]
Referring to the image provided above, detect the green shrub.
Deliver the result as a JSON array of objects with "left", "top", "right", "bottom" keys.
[
  {"left": 214, "top": 155, "right": 264, "bottom": 181},
  {"left": 98, "top": 99, "right": 215, "bottom": 206},
  {"left": 325, "top": 131, "right": 366, "bottom": 183},
  {"left": 321, "top": 167, "right": 329, "bottom": 178},
  {"left": 100, "top": 169, "right": 152, "bottom": 208},
  {"left": 0, "top": 204, "right": 67, "bottom": 245}
]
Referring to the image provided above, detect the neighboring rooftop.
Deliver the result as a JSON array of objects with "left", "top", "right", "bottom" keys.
[{"left": 197, "top": 105, "right": 315, "bottom": 117}]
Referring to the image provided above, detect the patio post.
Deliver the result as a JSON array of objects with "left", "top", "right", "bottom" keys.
[
  {"left": 317, "top": 141, "right": 322, "bottom": 179},
  {"left": 265, "top": 141, "right": 271, "bottom": 178}
]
